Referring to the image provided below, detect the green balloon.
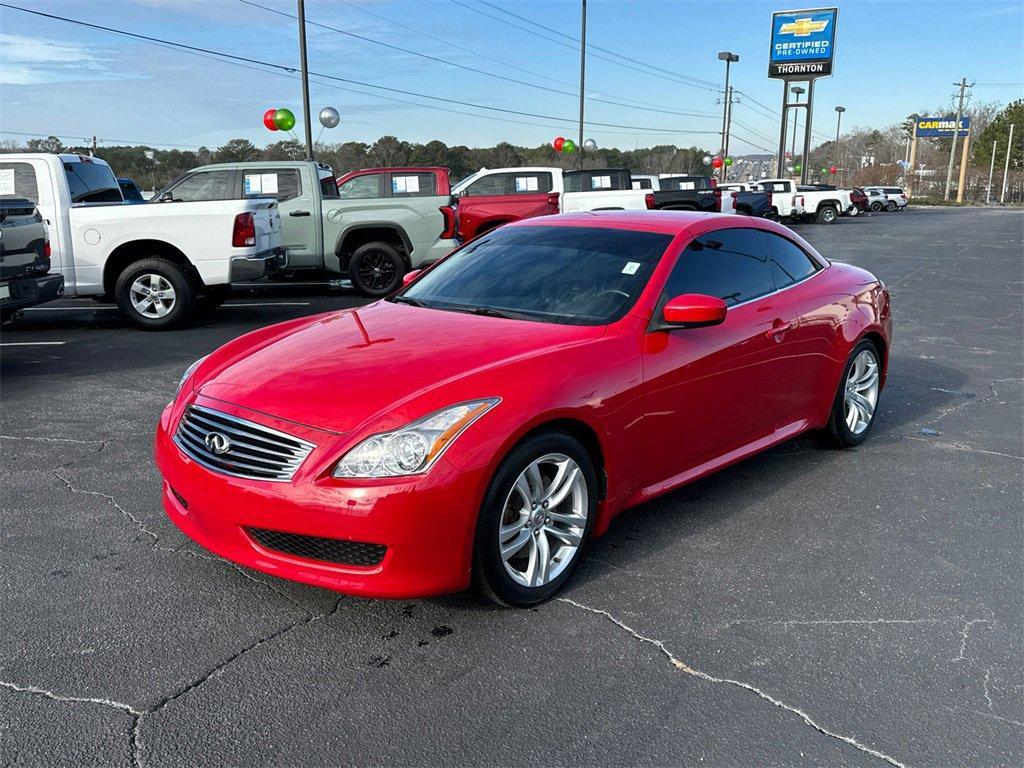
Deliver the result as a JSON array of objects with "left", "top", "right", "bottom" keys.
[
  {"left": 794, "top": 164, "right": 802, "bottom": 172},
  {"left": 724, "top": 157, "right": 733, "bottom": 166},
  {"left": 562, "top": 139, "right": 576, "bottom": 153},
  {"left": 820, "top": 168, "right": 828, "bottom": 174},
  {"left": 273, "top": 108, "right": 296, "bottom": 131}
]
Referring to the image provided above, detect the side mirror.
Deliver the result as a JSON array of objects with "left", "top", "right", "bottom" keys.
[
  {"left": 659, "top": 293, "right": 727, "bottom": 329},
  {"left": 402, "top": 269, "right": 422, "bottom": 287}
]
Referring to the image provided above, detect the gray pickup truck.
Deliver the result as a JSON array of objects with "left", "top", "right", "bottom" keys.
[
  {"left": 0, "top": 198, "right": 64, "bottom": 322},
  {"left": 155, "top": 161, "right": 458, "bottom": 296}
]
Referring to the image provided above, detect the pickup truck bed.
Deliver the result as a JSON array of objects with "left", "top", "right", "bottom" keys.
[{"left": 0, "top": 198, "right": 64, "bottom": 321}]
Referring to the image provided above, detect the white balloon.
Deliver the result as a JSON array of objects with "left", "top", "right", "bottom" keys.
[
  {"left": 583, "top": 138, "right": 597, "bottom": 150},
  {"left": 703, "top": 155, "right": 712, "bottom": 164},
  {"left": 319, "top": 107, "right": 341, "bottom": 129}
]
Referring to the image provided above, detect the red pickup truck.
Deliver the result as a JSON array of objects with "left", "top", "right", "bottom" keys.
[{"left": 450, "top": 167, "right": 560, "bottom": 241}]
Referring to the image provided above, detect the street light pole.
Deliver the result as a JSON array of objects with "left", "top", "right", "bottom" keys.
[
  {"left": 577, "top": 0, "right": 587, "bottom": 171},
  {"left": 790, "top": 86, "right": 805, "bottom": 171},
  {"left": 986, "top": 139, "right": 997, "bottom": 204},
  {"left": 1000, "top": 123, "right": 1015, "bottom": 204},
  {"left": 717, "top": 51, "right": 739, "bottom": 182},
  {"left": 297, "top": 0, "right": 314, "bottom": 161},
  {"left": 834, "top": 106, "right": 845, "bottom": 185}
]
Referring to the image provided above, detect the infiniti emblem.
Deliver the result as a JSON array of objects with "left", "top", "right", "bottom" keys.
[{"left": 204, "top": 431, "right": 231, "bottom": 455}]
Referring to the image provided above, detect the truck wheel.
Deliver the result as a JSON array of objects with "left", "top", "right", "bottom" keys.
[
  {"left": 114, "top": 257, "right": 195, "bottom": 330},
  {"left": 816, "top": 205, "right": 838, "bottom": 224},
  {"left": 350, "top": 242, "right": 404, "bottom": 297}
]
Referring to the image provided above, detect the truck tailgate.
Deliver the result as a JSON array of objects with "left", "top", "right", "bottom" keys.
[{"left": 244, "top": 198, "right": 282, "bottom": 253}]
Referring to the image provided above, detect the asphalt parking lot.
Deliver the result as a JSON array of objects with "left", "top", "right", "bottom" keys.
[{"left": 1, "top": 208, "right": 1021, "bottom": 767}]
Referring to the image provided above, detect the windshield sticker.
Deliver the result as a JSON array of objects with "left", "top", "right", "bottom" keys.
[
  {"left": 622, "top": 261, "right": 640, "bottom": 275},
  {"left": 393, "top": 175, "right": 420, "bottom": 194},
  {"left": 515, "top": 176, "right": 539, "bottom": 192},
  {"left": 0, "top": 168, "right": 15, "bottom": 196},
  {"left": 591, "top": 175, "right": 612, "bottom": 190}
]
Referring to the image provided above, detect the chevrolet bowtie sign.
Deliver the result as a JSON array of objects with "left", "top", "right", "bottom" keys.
[{"left": 769, "top": 8, "right": 839, "bottom": 79}]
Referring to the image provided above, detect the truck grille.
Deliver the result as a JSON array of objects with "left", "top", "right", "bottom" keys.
[
  {"left": 173, "top": 405, "right": 316, "bottom": 482},
  {"left": 245, "top": 527, "right": 386, "bottom": 567}
]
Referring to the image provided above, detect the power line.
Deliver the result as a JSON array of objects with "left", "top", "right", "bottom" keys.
[
  {"left": 451, "top": 0, "right": 720, "bottom": 94},
  {"left": 0, "top": 2, "right": 715, "bottom": 136},
  {"left": 241, "top": 0, "right": 715, "bottom": 120},
  {"left": 0, "top": 130, "right": 204, "bottom": 150},
  {"left": 332, "top": 0, "right": 708, "bottom": 117}
]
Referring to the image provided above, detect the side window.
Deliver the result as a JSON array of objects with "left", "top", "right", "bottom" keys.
[
  {"left": 390, "top": 172, "right": 437, "bottom": 197},
  {"left": 510, "top": 173, "right": 553, "bottom": 194},
  {"left": 242, "top": 169, "right": 302, "bottom": 202},
  {"left": 337, "top": 174, "right": 381, "bottom": 199},
  {"left": 166, "top": 170, "right": 232, "bottom": 202},
  {"left": 319, "top": 171, "right": 339, "bottom": 198},
  {"left": 759, "top": 231, "right": 820, "bottom": 289},
  {"left": 465, "top": 173, "right": 507, "bottom": 196},
  {"left": 632, "top": 178, "right": 652, "bottom": 190},
  {"left": 663, "top": 228, "right": 772, "bottom": 306},
  {"left": 0, "top": 162, "right": 40, "bottom": 203}
]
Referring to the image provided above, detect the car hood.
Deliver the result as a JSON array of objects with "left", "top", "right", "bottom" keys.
[{"left": 197, "top": 301, "right": 603, "bottom": 434}]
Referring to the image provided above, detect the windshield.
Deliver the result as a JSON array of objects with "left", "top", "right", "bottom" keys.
[{"left": 397, "top": 225, "right": 673, "bottom": 325}]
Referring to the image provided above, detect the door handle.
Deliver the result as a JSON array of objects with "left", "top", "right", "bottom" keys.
[
  {"left": 289, "top": 210, "right": 311, "bottom": 217},
  {"left": 767, "top": 319, "right": 792, "bottom": 339}
]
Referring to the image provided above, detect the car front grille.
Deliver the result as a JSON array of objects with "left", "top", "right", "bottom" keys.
[
  {"left": 173, "top": 405, "right": 316, "bottom": 482},
  {"left": 245, "top": 527, "right": 387, "bottom": 567}
]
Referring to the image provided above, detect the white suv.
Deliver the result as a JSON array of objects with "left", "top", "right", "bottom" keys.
[{"left": 866, "top": 186, "right": 908, "bottom": 211}]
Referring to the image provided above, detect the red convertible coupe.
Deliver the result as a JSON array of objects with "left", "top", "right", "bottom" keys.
[{"left": 155, "top": 212, "right": 891, "bottom": 606}]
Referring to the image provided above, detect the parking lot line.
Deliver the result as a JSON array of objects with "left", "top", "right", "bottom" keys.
[{"left": 0, "top": 341, "right": 67, "bottom": 346}]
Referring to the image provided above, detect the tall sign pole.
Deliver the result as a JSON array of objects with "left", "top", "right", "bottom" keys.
[
  {"left": 577, "top": 0, "right": 587, "bottom": 171},
  {"left": 768, "top": 8, "right": 838, "bottom": 184},
  {"left": 944, "top": 78, "right": 972, "bottom": 201},
  {"left": 297, "top": 0, "right": 314, "bottom": 161}
]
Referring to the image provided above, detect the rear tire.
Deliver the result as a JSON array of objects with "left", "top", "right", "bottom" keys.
[
  {"left": 114, "top": 257, "right": 195, "bottom": 330},
  {"left": 822, "top": 339, "right": 882, "bottom": 448},
  {"left": 885, "top": 201, "right": 897, "bottom": 212},
  {"left": 349, "top": 242, "right": 404, "bottom": 297},
  {"left": 472, "top": 431, "right": 597, "bottom": 607},
  {"left": 870, "top": 201, "right": 883, "bottom": 212},
  {"left": 816, "top": 205, "right": 838, "bottom": 224}
]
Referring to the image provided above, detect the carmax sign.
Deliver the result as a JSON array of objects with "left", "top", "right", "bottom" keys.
[{"left": 915, "top": 117, "right": 970, "bottom": 138}]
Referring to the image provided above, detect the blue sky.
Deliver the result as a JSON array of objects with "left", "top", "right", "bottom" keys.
[{"left": 1, "top": 0, "right": 1022, "bottom": 154}]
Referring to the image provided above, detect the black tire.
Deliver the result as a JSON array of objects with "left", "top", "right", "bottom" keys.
[
  {"left": 472, "top": 431, "right": 598, "bottom": 607},
  {"left": 847, "top": 206, "right": 861, "bottom": 218},
  {"left": 198, "top": 284, "right": 231, "bottom": 313},
  {"left": 885, "top": 201, "right": 897, "bottom": 212},
  {"left": 114, "top": 257, "right": 195, "bottom": 330},
  {"left": 349, "top": 242, "right": 404, "bottom": 297},
  {"left": 816, "top": 204, "right": 838, "bottom": 224},
  {"left": 870, "top": 201, "right": 883, "bottom": 212},
  {"left": 822, "top": 339, "right": 882, "bottom": 448},
  {"left": 762, "top": 207, "right": 779, "bottom": 220}
]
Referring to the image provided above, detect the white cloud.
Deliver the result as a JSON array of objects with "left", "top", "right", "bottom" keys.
[{"left": 0, "top": 33, "right": 116, "bottom": 85}]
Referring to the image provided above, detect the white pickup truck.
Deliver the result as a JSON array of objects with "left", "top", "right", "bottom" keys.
[
  {"left": 758, "top": 178, "right": 853, "bottom": 224},
  {"left": 0, "top": 154, "right": 283, "bottom": 329}
]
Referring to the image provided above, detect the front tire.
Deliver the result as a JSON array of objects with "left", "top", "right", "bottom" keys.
[
  {"left": 816, "top": 205, "right": 838, "bottom": 224},
  {"left": 870, "top": 201, "right": 883, "bottom": 212},
  {"left": 349, "top": 242, "right": 404, "bottom": 297},
  {"left": 824, "top": 339, "right": 882, "bottom": 447},
  {"left": 114, "top": 257, "right": 195, "bottom": 330},
  {"left": 472, "top": 432, "right": 597, "bottom": 607},
  {"left": 848, "top": 206, "right": 861, "bottom": 217}
]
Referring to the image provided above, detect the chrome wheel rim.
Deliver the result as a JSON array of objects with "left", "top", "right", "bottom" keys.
[
  {"left": 499, "top": 453, "right": 588, "bottom": 589},
  {"left": 129, "top": 274, "right": 176, "bottom": 318},
  {"left": 844, "top": 349, "right": 879, "bottom": 435}
]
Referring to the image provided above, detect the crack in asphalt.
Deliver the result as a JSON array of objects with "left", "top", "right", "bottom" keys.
[
  {"left": 925, "top": 377, "right": 1013, "bottom": 426},
  {"left": 53, "top": 469, "right": 162, "bottom": 545},
  {"left": 903, "top": 435, "right": 1023, "bottom": 461},
  {"left": 0, "top": 433, "right": 109, "bottom": 445},
  {"left": 558, "top": 597, "right": 908, "bottom": 768},
  {"left": 2, "top": 602, "right": 345, "bottom": 768},
  {"left": 950, "top": 619, "right": 987, "bottom": 663}
]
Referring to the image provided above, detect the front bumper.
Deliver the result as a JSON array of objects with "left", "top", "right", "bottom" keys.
[
  {"left": 0, "top": 273, "right": 64, "bottom": 314},
  {"left": 229, "top": 247, "right": 288, "bottom": 283},
  {"left": 154, "top": 398, "right": 489, "bottom": 599}
]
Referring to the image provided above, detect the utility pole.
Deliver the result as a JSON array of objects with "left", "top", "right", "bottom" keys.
[
  {"left": 297, "top": 0, "right": 314, "bottom": 161},
  {"left": 944, "top": 77, "right": 971, "bottom": 201},
  {"left": 1000, "top": 123, "right": 1014, "bottom": 203},
  {"left": 717, "top": 51, "right": 739, "bottom": 182},
  {"left": 986, "top": 139, "right": 997, "bottom": 204},
  {"left": 577, "top": 0, "right": 587, "bottom": 170},
  {"left": 90, "top": 136, "right": 97, "bottom": 156}
]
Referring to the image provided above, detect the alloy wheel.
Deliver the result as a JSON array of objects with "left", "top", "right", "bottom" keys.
[
  {"left": 357, "top": 250, "right": 397, "bottom": 291},
  {"left": 844, "top": 349, "right": 880, "bottom": 435},
  {"left": 129, "top": 274, "right": 176, "bottom": 318},
  {"left": 498, "top": 453, "right": 588, "bottom": 588}
]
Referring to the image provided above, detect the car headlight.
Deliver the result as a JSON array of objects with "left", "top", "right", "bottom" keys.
[
  {"left": 333, "top": 398, "right": 500, "bottom": 478},
  {"left": 177, "top": 355, "right": 208, "bottom": 394}
]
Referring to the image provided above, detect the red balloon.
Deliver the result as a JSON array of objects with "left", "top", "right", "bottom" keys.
[
  {"left": 263, "top": 108, "right": 279, "bottom": 131},
  {"left": 829, "top": 166, "right": 837, "bottom": 174},
  {"left": 553, "top": 136, "right": 565, "bottom": 151},
  {"left": 711, "top": 156, "right": 723, "bottom": 169}
]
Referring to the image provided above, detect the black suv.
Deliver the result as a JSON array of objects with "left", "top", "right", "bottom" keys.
[{"left": 1, "top": 198, "right": 64, "bottom": 322}]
